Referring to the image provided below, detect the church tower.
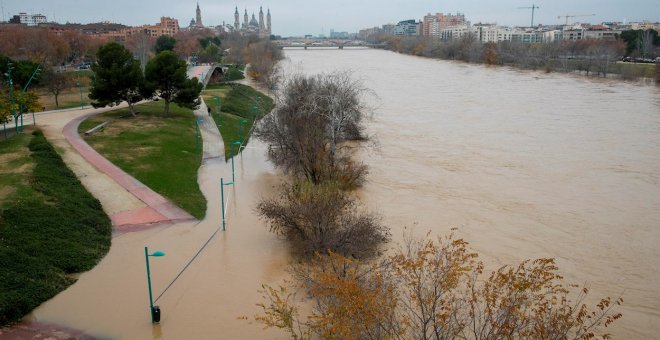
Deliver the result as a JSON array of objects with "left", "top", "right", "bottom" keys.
[
  {"left": 259, "top": 6, "right": 265, "bottom": 31},
  {"left": 243, "top": 9, "right": 248, "bottom": 29},
  {"left": 234, "top": 7, "right": 239, "bottom": 30},
  {"left": 267, "top": 8, "right": 271, "bottom": 34},
  {"left": 195, "top": 2, "right": 202, "bottom": 27}
]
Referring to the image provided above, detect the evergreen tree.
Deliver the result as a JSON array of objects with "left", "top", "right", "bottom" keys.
[
  {"left": 154, "top": 35, "right": 177, "bottom": 54},
  {"left": 89, "top": 42, "right": 144, "bottom": 116},
  {"left": 144, "top": 51, "right": 202, "bottom": 115}
]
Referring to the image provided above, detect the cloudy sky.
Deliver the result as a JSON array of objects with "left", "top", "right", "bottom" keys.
[{"left": 4, "top": 0, "right": 659, "bottom": 36}]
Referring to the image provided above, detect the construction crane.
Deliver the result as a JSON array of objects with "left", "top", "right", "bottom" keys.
[
  {"left": 557, "top": 14, "right": 595, "bottom": 25},
  {"left": 518, "top": 4, "right": 540, "bottom": 28}
]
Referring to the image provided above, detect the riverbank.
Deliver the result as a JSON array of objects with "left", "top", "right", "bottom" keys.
[{"left": 373, "top": 36, "right": 658, "bottom": 83}]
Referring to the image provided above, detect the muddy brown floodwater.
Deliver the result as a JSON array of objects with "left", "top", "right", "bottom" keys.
[
  {"left": 284, "top": 48, "right": 660, "bottom": 338},
  {"left": 25, "top": 49, "right": 659, "bottom": 339},
  {"left": 28, "top": 138, "right": 292, "bottom": 339}
]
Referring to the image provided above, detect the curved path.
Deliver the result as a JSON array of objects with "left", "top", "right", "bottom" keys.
[
  {"left": 3, "top": 68, "right": 290, "bottom": 339},
  {"left": 62, "top": 112, "right": 195, "bottom": 231}
]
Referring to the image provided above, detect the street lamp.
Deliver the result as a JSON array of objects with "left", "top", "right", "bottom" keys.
[
  {"left": 239, "top": 119, "right": 247, "bottom": 145},
  {"left": 220, "top": 177, "right": 234, "bottom": 230},
  {"left": 230, "top": 140, "right": 241, "bottom": 182},
  {"left": 76, "top": 81, "right": 83, "bottom": 109},
  {"left": 17, "top": 64, "right": 41, "bottom": 128},
  {"left": 4, "top": 62, "right": 16, "bottom": 132},
  {"left": 144, "top": 247, "right": 165, "bottom": 323}
]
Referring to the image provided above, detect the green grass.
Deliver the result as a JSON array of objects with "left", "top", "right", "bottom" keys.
[
  {"left": 202, "top": 83, "right": 274, "bottom": 159},
  {"left": 612, "top": 62, "right": 656, "bottom": 79},
  {"left": 0, "top": 130, "right": 112, "bottom": 326},
  {"left": 79, "top": 101, "right": 206, "bottom": 219},
  {"left": 223, "top": 65, "right": 246, "bottom": 81},
  {"left": 0, "top": 134, "right": 33, "bottom": 209}
]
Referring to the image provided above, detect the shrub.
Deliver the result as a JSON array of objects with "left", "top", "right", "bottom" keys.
[
  {"left": 256, "top": 233, "right": 623, "bottom": 340},
  {"left": 257, "top": 181, "right": 389, "bottom": 259}
]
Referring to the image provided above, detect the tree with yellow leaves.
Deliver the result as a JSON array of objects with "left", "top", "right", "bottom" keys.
[
  {"left": 0, "top": 88, "right": 40, "bottom": 124},
  {"left": 256, "top": 233, "right": 622, "bottom": 340}
]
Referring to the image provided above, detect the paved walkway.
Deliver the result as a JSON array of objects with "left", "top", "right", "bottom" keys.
[
  {"left": 188, "top": 65, "right": 225, "bottom": 161},
  {"left": 193, "top": 100, "right": 224, "bottom": 161},
  {"left": 62, "top": 112, "right": 194, "bottom": 230}
]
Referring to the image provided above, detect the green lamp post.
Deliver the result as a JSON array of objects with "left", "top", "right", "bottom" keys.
[
  {"left": 220, "top": 177, "right": 234, "bottom": 231},
  {"left": 145, "top": 247, "right": 165, "bottom": 323},
  {"left": 231, "top": 140, "right": 241, "bottom": 182},
  {"left": 18, "top": 64, "right": 41, "bottom": 127},
  {"left": 4, "top": 62, "right": 17, "bottom": 133},
  {"left": 239, "top": 119, "right": 247, "bottom": 145}
]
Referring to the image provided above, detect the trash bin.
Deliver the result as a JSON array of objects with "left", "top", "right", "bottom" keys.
[{"left": 151, "top": 306, "right": 161, "bottom": 323}]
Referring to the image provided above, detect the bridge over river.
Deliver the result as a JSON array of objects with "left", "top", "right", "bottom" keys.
[{"left": 274, "top": 38, "right": 382, "bottom": 49}]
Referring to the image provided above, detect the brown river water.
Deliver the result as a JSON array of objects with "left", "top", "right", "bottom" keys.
[
  {"left": 27, "top": 49, "right": 659, "bottom": 339},
  {"left": 285, "top": 49, "right": 660, "bottom": 339}
]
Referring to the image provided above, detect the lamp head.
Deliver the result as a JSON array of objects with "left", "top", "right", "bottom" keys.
[{"left": 150, "top": 250, "right": 165, "bottom": 257}]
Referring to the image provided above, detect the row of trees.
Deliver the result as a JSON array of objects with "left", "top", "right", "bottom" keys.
[
  {"left": 619, "top": 29, "right": 659, "bottom": 58},
  {"left": 0, "top": 25, "right": 104, "bottom": 67},
  {"left": 221, "top": 32, "right": 284, "bottom": 89},
  {"left": 255, "top": 72, "right": 385, "bottom": 259},
  {"left": 123, "top": 30, "right": 283, "bottom": 88},
  {"left": 367, "top": 29, "right": 658, "bottom": 79},
  {"left": 89, "top": 42, "right": 202, "bottom": 116},
  {"left": 0, "top": 24, "right": 225, "bottom": 68},
  {"left": 128, "top": 31, "right": 223, "bottom": 70}
]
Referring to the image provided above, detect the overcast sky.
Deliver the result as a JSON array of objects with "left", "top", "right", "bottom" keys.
[{"left": 4, "top": 0, "right": 659, "bottom": 36}]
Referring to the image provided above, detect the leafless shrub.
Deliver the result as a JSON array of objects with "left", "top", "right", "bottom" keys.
[
  {"left": 255, "top": 72, "right": 372, "bottom": 187},
  {"left": 257, "top": 181, "right": 389, "bottom": 259},
  {"left": 245, "top": 40, "right": 283, "bottom": 89}
]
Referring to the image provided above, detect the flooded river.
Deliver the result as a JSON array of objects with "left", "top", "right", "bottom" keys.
[
  {"left": 284, "top": 48, "right": 660, "bottom": 338},
  {"left": 27, "top": 49, "right": 658, "bottom": 339}
]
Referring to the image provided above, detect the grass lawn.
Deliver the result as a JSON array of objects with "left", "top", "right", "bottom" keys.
[
  {"left": 0, "top": 129, "right": 111, "bottom": 326},
  {"left": 613, "top": 62, "right": 656, "bottom": 79},
  {"left": 223, "top": 65, "right": 245, "bottom": 81},
  {"left": 202, "top": 83, "right": 273, "bottom": 159},
  {"left": 37, "top": 86, "right": 91, "bottom": 111},
  {"left": 78, "top": 101, "right": 206, "bottom": 219},
  {"left": 35, "top": 70, "right": 93, "bottom": 111}
]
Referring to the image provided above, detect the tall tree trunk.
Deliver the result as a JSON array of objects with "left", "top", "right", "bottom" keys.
[{"left": 127, "top": 101, "right": 137, "bottom": 117}]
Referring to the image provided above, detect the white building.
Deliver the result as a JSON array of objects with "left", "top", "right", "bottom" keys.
[
  {"left": 440, "top": 24, "right": 562, "bottom": 44},
  {"left": 393, "top": 20, "right": 420, "bottom": 36},
  {"left": 17, "top": 12, "right": 47, "bottom": 26},
  {"left": 441, "top": 25, "right": 513, "bottom": 43}
]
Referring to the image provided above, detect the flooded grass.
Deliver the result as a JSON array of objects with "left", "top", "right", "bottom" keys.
[
  {"left": 202, "top": 83, "right": 273, "bottom": 159},
  {"left": 79, "top": 101, "right": 206, "bottom": 219},
  {"left": 0, "top": 130, "right": 111, "bottom": 326}
]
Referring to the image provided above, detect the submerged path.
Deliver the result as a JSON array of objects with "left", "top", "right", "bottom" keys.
[{"left": 5, "top": 70, "right": 290, "bottom": 339}]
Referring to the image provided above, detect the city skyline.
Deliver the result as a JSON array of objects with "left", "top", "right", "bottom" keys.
[{"left": 4, "top": 0, "right": 659, "bottom": 36}]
